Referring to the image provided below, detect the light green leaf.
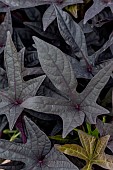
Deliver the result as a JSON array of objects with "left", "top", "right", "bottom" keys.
[
  {"left": 56, "top": 144, "right": 88, "bottom": 160},
  {"left": 56, "top": 130, "right": 113, "bottom": 170}
]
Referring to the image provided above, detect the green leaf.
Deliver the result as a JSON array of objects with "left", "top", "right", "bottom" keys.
[
  {"left": 56, "top": 144, "right": 88, "bottom": 160},
  {"left": 56, "top": 130, "right": 113, "bottom": 170},
  {"left": 91, "top": 129, "right": 99, "bottom": 138},
  {"left": 65, "top": 5, "right": 78, "bottom": 18},
  {"left": 86, "top": 123, "right": 99, "bottom": 138}
]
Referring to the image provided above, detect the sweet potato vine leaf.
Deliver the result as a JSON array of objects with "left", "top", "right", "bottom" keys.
[
  {"left": 21, "top": 37, "right": 113, "bottom": 138},
  {"left": 42, "top": 0, "right": 83, "bottom": 31},
  {"left": 0, "top": 161, "right": 24, "bottom": 170},
  {"left": 54, "top": 4, "right": 88, "bottom": 59},
  {"left": 96, "top": 119, "right": 113, "bottom": 153},
  {"left": 0, "top": 8, "right": 12, "bottom": 54},
  {"left": 54, "top": 5, "right": 113, "bottom": 78},
  {"left": 0, "top": 0, "right": 55, "bottom": 10},
  {"left": 65, "top": 4, "right": 78, "bottom": 18},
  {"left": 84, "top": 0, "right": 113, "bottom": 24},
  {"left": 0, "top": 116, "right": 78, "bottom": 170},
  {"left": 0, "top": 1, "right": 10, "bottom": 12},
  {"left": 0, "top": 161, "right": 25, "bottom": 170},
  {"left": 0, "top": 47, "right": 44, "bottom": 89},
  {"left": 0, "top": 31, "right": 45, "bottom": 132},
  {"left": 54, "top": 4, "right": 91, "bottom": 74},
  {"left": 56, "top": 130, "right": 113, "bottom": 170}
]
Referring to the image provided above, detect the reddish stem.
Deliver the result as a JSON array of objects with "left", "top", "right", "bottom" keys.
[{"left": 15, "top": 114, "right": 27, "bottom": 144}]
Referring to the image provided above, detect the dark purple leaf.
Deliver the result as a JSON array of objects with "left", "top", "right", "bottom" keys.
[
  {"left": 0, "top": 9, "right": 12, "bottom": 54},
  {"left": 0, "top": 116, "right": 78, "bottom": 170},
  {"left": 0, "top": 0, "right": 55, "bottom": 10},
  {"left": 21, "top": 37, "right": 113, "bottom": 138},
  {"left": 0, "top": 31, "right": 45, "bottom": 131},
  {"left": 96, "top": 119, "right": 113, "bottom": 153},
  {"left": 0, "top": 161, "right": 24, "bottom": 170},
  {"left": 42, "top": 0, "right": 83, "bottom": 30},
  {"left": 84, "top": 0, "right": 113, "bottom": 24}
]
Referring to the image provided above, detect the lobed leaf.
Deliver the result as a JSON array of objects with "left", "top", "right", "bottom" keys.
[
  {"left": 0, "top": 116, "right": 78, "bottom": 170},
  {"left": 56, "top": 130, "right": 113, "bottom": 170},
  {"left": 24, "top": 36, "right": 113, "bottom": 138},
  {"left": 0, "top": 31, "right": 45, "bottom": 131},
  {"left": 56, "top": 144, "right": 88, "bottom": 160}
]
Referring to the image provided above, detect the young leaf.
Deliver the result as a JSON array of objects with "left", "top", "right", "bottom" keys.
[
  {"left": 0, "top": 116, "right": 78, "bottom": 170},
  {"left": 65, "top": 5, "right": 78, "bottom": 18},
  {"left": 0, "top": 31, "right": 45, "bottom": 131},
  {"left": 56, "top": 130, "right": 113, "bottom": 170},
  {"left": 21, "top": 37, "right": 112, "bottom": 138}
]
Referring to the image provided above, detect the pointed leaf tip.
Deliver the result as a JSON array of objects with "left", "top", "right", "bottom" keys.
[
  {"left": 6, "top": 31, "right": 11, "bottom": 38},
  {"left": 24, "top": 116, "right": 33, "bottom": 126}
]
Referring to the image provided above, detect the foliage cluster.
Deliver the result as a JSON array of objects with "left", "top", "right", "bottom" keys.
[{"left": 0, "top": 0, "right": 112, "bottom": 170}]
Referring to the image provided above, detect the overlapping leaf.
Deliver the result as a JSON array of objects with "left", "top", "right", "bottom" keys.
[
  {"left": 0, "top": 42, "right": 44, "bottom": 89},
  {"left": 0, "top": 31, "right": 45, "bottom": 131},
  {"left": 56, "top": 130, "right": 113, "bottom": 170},
  {"left": 0, "top": 1, "right": 10, "bottom": 12},
  {"left": 24, "top": 21, "right": 61, "bottom": 44},
  {"left": 54, "top": 5, "right": 113, "bottom": 78},
  {"left": 0, "top": 161, "right": 24, "bottom": 170},
  {"left": 0, "top": 115, "right": 7, "bottom": 135},
  {"left": 54, "top": 4, "right": 88, "bottom": 59},
  {"left": 0, "top": 116, "right": 78, "bottom": 170},
  {"left": 0, "top": 0, "right": 54, "bottom": 10},
  {"left": 89, "top": 9, "right": 113, "bottom": 27},
  {"left": 0, "top": 9, "right": 12, "bottom": 54},
  {"left": 17, "top": 48, "right": 44, "bottom": 77},
  {"left": 79, "top": 20, "right": 93, "bottom": 34},
  {"left": 96, "top": 119, "right": 113, "bottom": 153},
  {"left": 24, "top": 7, "right": 41, "bottom": 21},
  {"left": 65, "top": 4, "right": 78, "bottom": 18},
  {"left": 0, "top": 67, "right": 8, "bottom": 89},
  {"left": 84, "top": 0, "right": 113, "bottom": 24},
  {"left": 13, "top": 31, "right": 24, "bottom": 51},
  {"left": 21, "top": 37, "right": 113, "bottom": 138},
  {"left": 42, "top": 0, "right": 83, "bottom": 30}
]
